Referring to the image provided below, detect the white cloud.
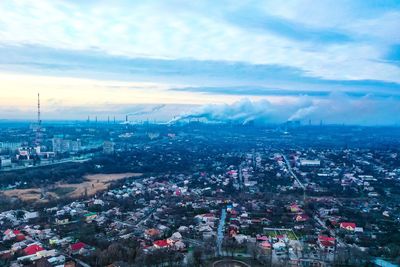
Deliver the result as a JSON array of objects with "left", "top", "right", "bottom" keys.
[{"left": 0, "top": 0, "right": 399, "bottom": 84}]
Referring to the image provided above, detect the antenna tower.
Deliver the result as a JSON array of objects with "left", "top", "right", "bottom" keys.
[{"left": 35, "top": 93, "right": 42, "bottom": 147}]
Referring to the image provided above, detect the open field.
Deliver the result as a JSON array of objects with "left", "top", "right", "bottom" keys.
[
  {"left": 0, "top": 172, "right": 141, "bottom": 202},
  {"left": 57, "top": 173, "right": 141, "bottom": 198},
  {"left": 2, "top": 188, "right": 44, "bottom": 202}
]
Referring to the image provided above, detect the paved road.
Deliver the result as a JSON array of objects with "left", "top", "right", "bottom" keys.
[
  {"left": 314, "top": 215, "right": 346, "bottom": 248},
  {"left": 136, "top": 207, "right": 157, "bottom": 227},
  {"left": 0, "top": 158, "right": 91, "bottom": 172},
  {"left": 239, "top": 165, "right": 243, "bottom": 190},
  {"left": 217, "top": 208, "right": 227, "bottom": 256},
  {"left": 112, "top": 207, "right": 157, "bottom": 228},
  {"left": 281, "top": 154, "right": 305, "bottom": 190}
]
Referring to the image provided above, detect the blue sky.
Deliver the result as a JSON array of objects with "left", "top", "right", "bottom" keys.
[{"left": 0, "top": 0, "right": 399, "bottom": 124}]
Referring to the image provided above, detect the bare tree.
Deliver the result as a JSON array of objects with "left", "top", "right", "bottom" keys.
[
  {"left": 247, "top": 242, "right": 259, "bottom": 261},
  {"left": 193, "top": 246, "right": 204, "bottom": 267}
]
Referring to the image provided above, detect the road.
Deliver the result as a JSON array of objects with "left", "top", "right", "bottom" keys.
[
  {"left": 136, "top": 207, "right": 157, "bottom": 227},
  {"left": 280, "top": 153, "right": 347, "bottom": 248},
  {"left": 281, "top": 154, "right": 305, "bottom": 190},
  {"left": 217, "top": 208, "right": 227, "bottom": 256},
  {"left": 239, "top": 165, "right": 243, "bottom": 190},
  {"left": 313, "top": 215, "right": 346, "bottom": 248},
  {"left": 112, "top": 206, "right": 157, "bottom": 228},
  {"left": 0, "top": 157, "right": 92, "bottom": 172}
]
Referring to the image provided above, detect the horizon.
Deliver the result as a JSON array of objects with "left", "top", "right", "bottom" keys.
[
  {"left": 1, "top": 118, "right": 400, "bottom": 128},
  {"left": 0, "top": 1, "right": 400, "bottom": 125}
]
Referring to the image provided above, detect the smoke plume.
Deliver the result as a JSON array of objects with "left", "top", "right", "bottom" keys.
[
  {"left": 127, "top": 104, "right": 166, "bottom": 116},
  {"left": 170, "top": 93, "right": 400, "bottom": 125}
]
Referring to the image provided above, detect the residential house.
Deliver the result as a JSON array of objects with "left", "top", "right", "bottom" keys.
[{"left": 340, "top": 222, "right": 356, "bottom": 231}]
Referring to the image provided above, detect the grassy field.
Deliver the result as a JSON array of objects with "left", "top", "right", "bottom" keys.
[{"left": 263, "top": 228, "right": 299, "bottom": 240}]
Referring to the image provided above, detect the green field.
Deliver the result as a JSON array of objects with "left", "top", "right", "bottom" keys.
[{"left": 263, "top": 228, "right": 298, "bottom": 240}]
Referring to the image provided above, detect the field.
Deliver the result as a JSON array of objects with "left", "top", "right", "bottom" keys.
[
  {"left": 263, "top": 228, "right": 299, "bottom": 240},
  {"left": 57, "top": 173, "right": 141, "bottom": 198},
  {"left": 1, "top": 172, "right": 141, "bottom": 202},
  {"left": 2, "top": 188, "right": 45, "bottom": 202}
]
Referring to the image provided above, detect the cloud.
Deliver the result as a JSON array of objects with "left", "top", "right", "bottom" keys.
[
  {"left": 172, "top": 86, "right": 331, "bottom": 97},
  {"left": 171, "top": 94, "right": 400, "bottom": 125},
  {"left": 0, "top": 1, "right": 399, "bottom": 124},
  {"left": 171, "top": 85, "right": 400, "bottom": 98},
  {"left": 2, "top": 44, "right": 400, "bottom": 96},
  {"left": 385, "top": 44, "right": 400, "bottom": 64},
  {"left": 0, "top": 1, "right": 399, "bottom": 83},
  {"left": 224, "top": 7, "right": 352, "bottom": 44}
]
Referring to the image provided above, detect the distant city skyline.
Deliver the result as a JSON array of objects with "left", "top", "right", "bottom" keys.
[{"left": 0, "top": 1, "right": 400, "bottom": 124}]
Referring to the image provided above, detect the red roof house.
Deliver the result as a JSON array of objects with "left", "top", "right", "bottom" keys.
[
  {"left": 295, "top": 214, "right": 310, "bottom": 222},
  {"left": 4, "top": 229, "right": 20, "bottom": 237},
  {"left": 145, "top": 228, "right": 160, "bottom": 238},
  {"left": 70, "top": 242, "right": 87, "bottom": 253},
  {"left": 260, "top": 241, "right": 272, "bottom": 249},
  {"left": 340, "top": 222, "right": 356, "bottom": 231},
  {"left": 318, "top": 236, "right": 336, "bottom": 252},
  {"left": 3, "top": 229, "right": 25, "bottom": 241},
  {"left": 15, "top": 234, "right": 26, "bottom": 241},
  {"left": 256, "top": 235, "right": 269, "bottom": 241},
  {"left": 12, "top": 230, "right": 21, "bottom": 235},
  {"left": 318, "top": 236, "right": 335, "bottom": 246},
  {"left": 24, "top": 244, "right": 44, "bottom": 255},
  {"left": 153, "top": 239, "right": 172, "bottom": 248}
]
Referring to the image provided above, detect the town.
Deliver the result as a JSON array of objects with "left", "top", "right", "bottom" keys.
[{"left": 0, "top": 121, "right": 399, "bottom": 267}]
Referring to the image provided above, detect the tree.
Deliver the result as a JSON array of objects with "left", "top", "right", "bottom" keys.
[
  {"left": 15, "top": 210, "right": 25, "bottom": 220},
  {"left": 193, "top": 246, "right": 204, "bottom": 267},
  {"left": 247, "top": 242, "right": 259, "bottom": 261}
]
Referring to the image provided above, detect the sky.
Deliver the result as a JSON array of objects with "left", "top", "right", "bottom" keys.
[{"left": 0, "top": 0, "right": 400, "bottom": 124}]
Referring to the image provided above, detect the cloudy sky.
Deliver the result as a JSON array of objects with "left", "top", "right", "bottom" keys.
[{"left": 0, "top": 0, "right": 399, "bottom": 124}]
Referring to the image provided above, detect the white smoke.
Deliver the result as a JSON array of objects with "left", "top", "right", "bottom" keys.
[
  {"left": 169, "top": 98, "right": 297, "bottom": 125},
  {"left": 127, "top": 104, "right": 166, "bottom": 116},
  {"left": 289, "top": 92, "right": 400, "bottom": 125},
  {"left": 170, "top": 93, "right": 400, "bottom": 125}
]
